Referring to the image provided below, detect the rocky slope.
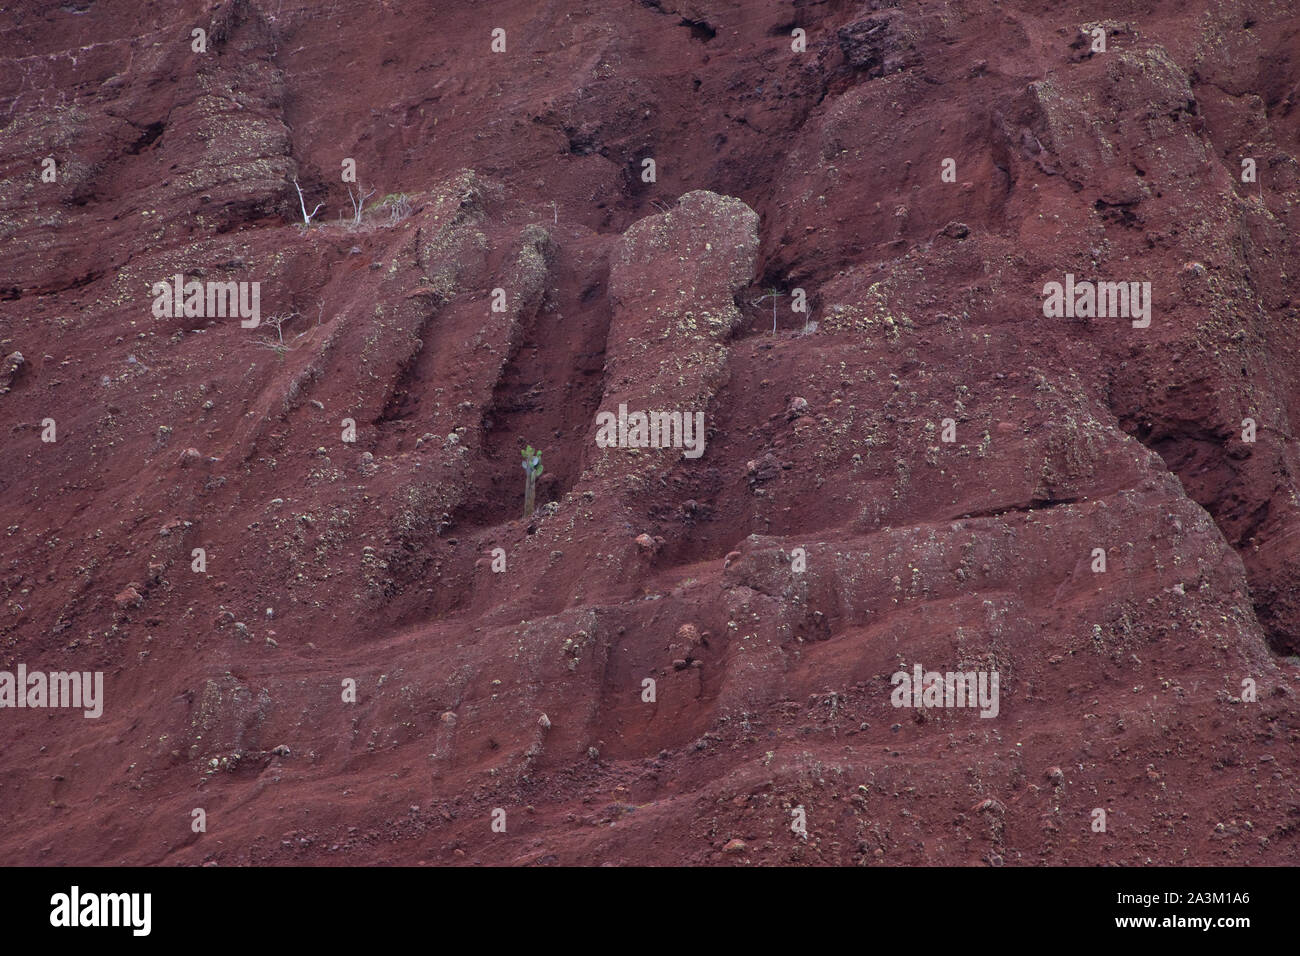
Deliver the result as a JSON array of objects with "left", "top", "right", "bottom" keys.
[{"left": 0, "top": 0, "right": 1298, "bottom": 865}]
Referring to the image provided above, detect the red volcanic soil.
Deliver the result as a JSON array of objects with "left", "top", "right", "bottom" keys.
[{"left": 1, "top": 0, "right": 1299, "bottom": 866}]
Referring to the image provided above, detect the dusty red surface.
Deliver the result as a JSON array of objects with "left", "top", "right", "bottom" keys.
[{"left": 1, "top": 0, "right": 1299, "bottom": 866}]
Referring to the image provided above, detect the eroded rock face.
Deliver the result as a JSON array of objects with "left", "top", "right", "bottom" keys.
[
  {"left": 1, "top": 0, "right": 1298, "bottom": 867},
  {"left": 837, "top": 11, "right": 919, "bottom": 78}
]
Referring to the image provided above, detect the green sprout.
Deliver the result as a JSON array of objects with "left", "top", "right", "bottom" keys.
[{"left": 521, "top": 445, "right": 543, "bottom": 518}]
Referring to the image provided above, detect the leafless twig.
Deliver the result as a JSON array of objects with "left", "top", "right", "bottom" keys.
[
  {"left": 347, "top": 184, "right": 376, "bottom": 228},
  {"left": 250, "top": 311, "right": 309, "bottom": 357},
  {"left": 293, "top": 178, "right": 324, "bottom": 226}
]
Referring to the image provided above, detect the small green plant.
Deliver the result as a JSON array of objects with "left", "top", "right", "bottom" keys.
[{"left": 521, "top": 445, "right": 543, "bottom": 517}]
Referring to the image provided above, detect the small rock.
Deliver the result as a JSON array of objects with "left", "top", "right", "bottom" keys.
[
  {"left": 113, "top": 585, "right": 143, "bottom": 610},
  {"left": 786, "top": 396, "right": 809, "bottom": 421},
  {"left": 1045, "top": 766, "right": 1064, "bottom": 785},
  {"left": 270, "top": 744, "right": 291, "bottom": 757},
  {"left": 634, "top": 533, "right": 657, "bottom": 553},
  {"left": 745, "top": 453, "right": 781, "bottom": 486},
  {"left": 538, "top": 713, "right": 551, "bottom": 730},
  {"left": 722, "top": 838, "right": 747, "bottom": 854},
  {"left": 0, "top": 351, "right": 25, "bottom": 394},
  {"left": 159, "top": 517, "right": 186, "bottom": 537},
  {"left": 178, "top": 447, "right": 203, "bottom": 467}
]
